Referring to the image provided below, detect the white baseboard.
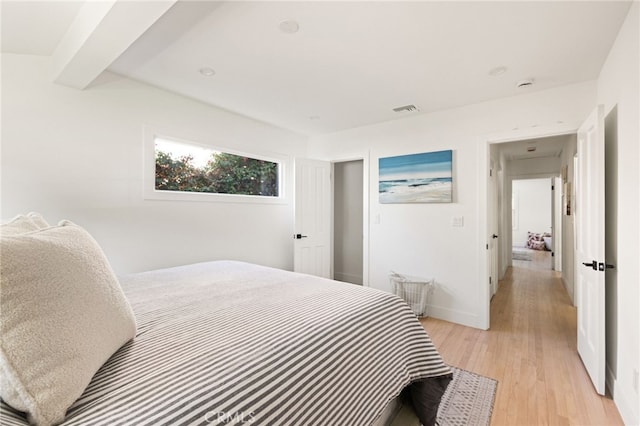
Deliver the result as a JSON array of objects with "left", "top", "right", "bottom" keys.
[
  {"left": 617, "top": 401, "right": 638, "bottom": 426},
  {"left": 606, "top": 364, "right": 615, "bottom": 395},
  {"left": 561, "top": 276, "right": 575, "bottom": 306},
  {"left": 607, "top": 363, "right": 639, "bottom": 426},
  {"left": 333, "top": 271, "right": 362, "bottom": 285},
  {"left": 426, "top": 304, "right": 482, "bottom": 329}
]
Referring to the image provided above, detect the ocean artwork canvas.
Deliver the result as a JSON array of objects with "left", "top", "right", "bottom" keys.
[{"left": 379, "top": 150, "right": 452, "bottom": 203}]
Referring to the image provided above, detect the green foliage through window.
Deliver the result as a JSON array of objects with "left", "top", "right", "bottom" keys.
[{"left": 155, "top": 144, "right": 279, "bottom": 197}]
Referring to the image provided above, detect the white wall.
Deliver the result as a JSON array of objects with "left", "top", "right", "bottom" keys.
[
  {"left": 508, "top": 156, "right": 561, "bottom": 178},
  {"left": 309, "top": 81, "right": 596, "bottom": 329},
  {"left": 511, "top": 178, "right": 552, "bottom": 246},
  {"left": 596, "top": 2, "right": 639, "bottom": 424},
  {"left": 1, "top": 54, "right": 307, "bottom": 274}
]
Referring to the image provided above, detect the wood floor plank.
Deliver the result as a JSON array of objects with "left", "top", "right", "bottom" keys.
[{"left": 420, "top": 250, "right": 623, "bottom": 426}]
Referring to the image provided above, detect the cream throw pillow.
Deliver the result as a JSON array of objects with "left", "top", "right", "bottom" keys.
[
  {"left": 0, "top": 213, "right": 49, "bottom": 236},
  {"left": 25, "top": 212, "right": 50, "bottom": 229},
  {"left": 0, "top": 220, "right": 137, "bottom": 425}
]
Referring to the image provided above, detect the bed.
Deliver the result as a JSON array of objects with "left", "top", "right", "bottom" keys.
[{"left": 1, "top": 215, "right": 452, "bottom": 426}]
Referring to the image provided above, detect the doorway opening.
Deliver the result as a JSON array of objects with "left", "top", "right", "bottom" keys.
[
  {"left": 511, "top": 177, "right": 554, "bottom": 271},
  {"left": 333, "top": 159, "right": 364, "bottom": 285},
  {"left": 482, "top": 106, "right": 612, "bottom": 397},
  {"left": 488, "top": 133, "right": 577, "bottom": 303}
]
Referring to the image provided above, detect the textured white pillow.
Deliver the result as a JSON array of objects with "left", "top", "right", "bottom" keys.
[
  {"left": 0, "top": 213, "right": 49, "bottom": 235},
  {"left": 2, "top": 215, "right": 38, "bottom": 235},
  {"left": 0, "top": 220, "right": 137, "bottom": 425},
  {"left": 26, "top": 212, "right": 50, "bottom": 229}
]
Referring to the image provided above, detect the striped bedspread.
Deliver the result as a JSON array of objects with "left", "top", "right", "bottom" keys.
[{"left": 1, "top": 261, "right": 451, "bottom": 425}]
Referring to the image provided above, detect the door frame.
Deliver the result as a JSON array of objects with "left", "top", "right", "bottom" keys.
[
  {"left": 331, "top": 155, "right": 370, "bottom": 286},
  {"left": 488, "top": 158, "right": 499, "bottom": 297},
  {"left": 479, "top": 124, "right": 579, "bottom": 329},
  {"left": 553, "top": 176, "right": 563, "bottom": 271}
]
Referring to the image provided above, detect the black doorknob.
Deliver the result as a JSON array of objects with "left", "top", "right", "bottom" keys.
[
  {"left": 492, "top": 234, "right": 499, "bottom": 239},
  {"left": 598, "top": 262, "right": 615, "bottom": 271}
]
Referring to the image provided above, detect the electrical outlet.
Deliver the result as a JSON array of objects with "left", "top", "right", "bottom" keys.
[{"left": 452, "top": 216, "right": 464, "bottom": 227}]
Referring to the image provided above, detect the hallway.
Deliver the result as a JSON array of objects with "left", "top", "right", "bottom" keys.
[{"left": 421, "top": 254, "right": 622, "bottom": 425}]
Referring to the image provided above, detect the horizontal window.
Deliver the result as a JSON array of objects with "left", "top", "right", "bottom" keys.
[
  {"left": 144, "top": 130, "right": 286, "bottom": 203},
  {"left": 155, "top": 138, "right": 279, "bottom": 197}
]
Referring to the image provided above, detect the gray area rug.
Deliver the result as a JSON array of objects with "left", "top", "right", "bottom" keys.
[
  {"left": 436, "top": 367, "right": 497, "bottom": 426},
  {"left": 512, "top": 248, "right": 532, "bottom": 261}
]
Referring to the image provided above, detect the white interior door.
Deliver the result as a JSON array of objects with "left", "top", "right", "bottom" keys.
[
  {"left": 575, "top": 105, "right": 606, "bottom": 395},
  {"left": 294, "top": 158, "right": 331, "bottom": 278}
]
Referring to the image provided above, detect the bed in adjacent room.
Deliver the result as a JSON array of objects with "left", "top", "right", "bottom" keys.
[{"left": 1, "top": 214, "right": 451, "bottom": 426}]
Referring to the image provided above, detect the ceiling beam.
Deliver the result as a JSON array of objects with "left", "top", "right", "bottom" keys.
[{"left": 51, "top": 0, "right": 177, "bottom": 89}]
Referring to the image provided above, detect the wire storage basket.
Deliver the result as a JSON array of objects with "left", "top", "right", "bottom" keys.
[{"left": 390, "top": 272, "right": 434, "bottom": 317}]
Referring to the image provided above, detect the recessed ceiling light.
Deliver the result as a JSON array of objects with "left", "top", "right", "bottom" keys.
[
  {"left": 199, "top": 67, "right": 216, "bottom": 77},
  {"left": 489, "top": 66, "right": 508, "bottom": 76},
  {"left": 279, "top": 20, "right": 300, "bottom": 34}
]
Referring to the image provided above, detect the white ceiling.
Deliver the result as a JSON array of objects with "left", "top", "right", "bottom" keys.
[
  {"left": 1, "top": 1, "right": 84, "bottom": 56},
  {"left": 498, "top": 134, "right": 568, "bottom": 161},
  {"left": 1, "top": 1, "right": 632, "bottom": 136}
]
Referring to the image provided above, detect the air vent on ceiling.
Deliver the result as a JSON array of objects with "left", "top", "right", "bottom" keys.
[
  {"left": 393, "top": 104, "right": 420, "bottom": 113},
  {"left": 516, "top": 79, "right": 534, "bottom": 89}
]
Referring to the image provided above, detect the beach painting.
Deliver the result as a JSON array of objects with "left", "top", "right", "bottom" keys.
[{"left": 379, "top": 150, "right": 452, "bottom": 203}]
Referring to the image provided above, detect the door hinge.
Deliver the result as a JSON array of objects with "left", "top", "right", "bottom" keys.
[
  {"left": 489, "top": 277, "right": 492, "bottom": 284},
  {"left": 489, "top": 169, "right": 493, "bottom": 177},
  {"left": 486, "top": 244, "right": 489, "bottom": 250}
]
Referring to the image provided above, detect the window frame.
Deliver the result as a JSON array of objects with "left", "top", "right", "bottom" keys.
[{"left": 143, "top": 127, "right": 288, "bottom": 204}]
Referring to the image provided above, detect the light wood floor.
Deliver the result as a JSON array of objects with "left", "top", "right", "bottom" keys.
[{"left": 420, "top": 250, "right": 623, "bottom": 426}]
